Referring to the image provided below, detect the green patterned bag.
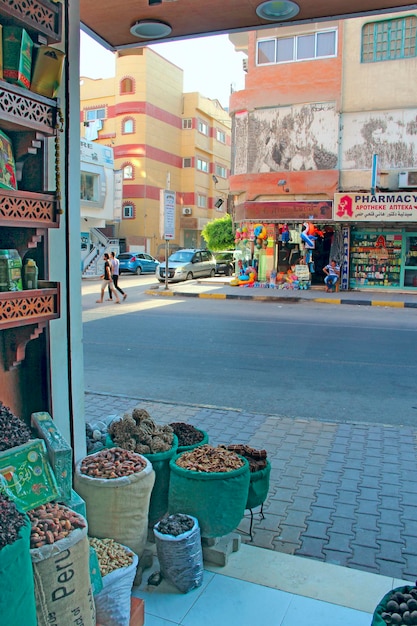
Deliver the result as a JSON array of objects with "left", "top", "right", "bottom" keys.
[{"left": 0, "top": 516, "right": 37, "bottom": 626}]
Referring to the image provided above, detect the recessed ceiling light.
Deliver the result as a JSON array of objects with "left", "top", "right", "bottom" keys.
[
  {"left": 256, "top": 0, "right": 300, "bottom": 21},
  {"left": 130, "top": 19, "right": 172, "bottom": 39}
]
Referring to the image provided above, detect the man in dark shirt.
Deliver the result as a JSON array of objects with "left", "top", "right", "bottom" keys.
[{"left": 96, "top": 253, "right": 120, "bottom": 303}]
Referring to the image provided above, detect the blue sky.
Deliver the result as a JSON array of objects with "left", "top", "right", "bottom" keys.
[{"left": 80, "top": 31, "right": 246, "bottom": 108}]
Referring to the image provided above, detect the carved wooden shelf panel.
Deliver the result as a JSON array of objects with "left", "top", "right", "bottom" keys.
[
  {"left": 0, "top": 81, "right": 57, "bottom": 134},
  {"left": 0, "top": 0, "right": 62, "bottom": 45},
  {"left": 0, "top": 282, "right": 60, "bottom": 330},
  {"left": 0, "top": 189, "right": 59, "bottom": 227},
  {"left": 2, "top": 322, "right": 46, "bottom": 369}
]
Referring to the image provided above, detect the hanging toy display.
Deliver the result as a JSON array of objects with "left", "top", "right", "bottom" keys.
[
  {"left": 305, "top": 249, "right": 314, "bottom": 273},
  {"left": 254, "top": 224, "right": 267, "bottom": 239},
  {"left": 300, "top": 222, "right": 323, "bottom": 249},
  {"left": 235, "top": 226, "right": 249, "bottom": 246},
  {"left": 281, "top": 224, "right": 290, "bottom": 245},
  {"left": 253, "top": 223, "right": 267, "bottom": 249},
  {"left": 300, "top": 223, "right": 324, "bottom": 274}
]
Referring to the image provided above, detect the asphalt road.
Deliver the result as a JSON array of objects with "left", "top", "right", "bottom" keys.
[{"left": 82, "top": 275, "right": 417, "bottom": 427}]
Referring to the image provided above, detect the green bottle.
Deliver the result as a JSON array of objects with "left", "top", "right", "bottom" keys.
[{"left": 0, "top": 249, "right": 23, "bottom": 291}]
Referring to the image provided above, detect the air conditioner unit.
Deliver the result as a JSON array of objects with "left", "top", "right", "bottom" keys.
[
  {"left": 398, "top": 171, "right": 417, "bottom": 188},
  {"left": 182, "top": 207, "right": 192, "bottom": 215}
]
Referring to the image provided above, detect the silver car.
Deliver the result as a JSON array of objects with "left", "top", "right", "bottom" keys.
[{"left": 156, "top": 249, "right": 216, "bottom": 283}]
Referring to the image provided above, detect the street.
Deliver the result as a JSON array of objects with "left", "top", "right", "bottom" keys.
[{"left": 82, "top": 276, "right": 417, "bottom": 427}]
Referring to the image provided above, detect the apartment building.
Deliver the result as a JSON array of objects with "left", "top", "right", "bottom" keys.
[
  {"left": 80, "top": 47, "right": 231, "bottom": 260},
  {"left": 229, "top": 12, "right": 417, "bottom": 290}
]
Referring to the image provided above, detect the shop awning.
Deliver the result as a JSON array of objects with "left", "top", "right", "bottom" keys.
[
  {"left": 234, "top": 200, "right": 333, "bottom": 222},
  {"left": 80, "top": 0, "right": 416, "bottom": 49}
]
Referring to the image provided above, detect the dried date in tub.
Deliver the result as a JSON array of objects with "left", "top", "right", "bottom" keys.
[
  {"left": 80, "top": 447, "right": 148, "bottom": 478},
  {"left": 74, "top": 448, "right": 155, "bottom": 558}
]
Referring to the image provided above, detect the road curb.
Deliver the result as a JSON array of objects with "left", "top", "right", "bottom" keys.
[{"left": 145, "top": 288, "right": 416, "bottom": 307}]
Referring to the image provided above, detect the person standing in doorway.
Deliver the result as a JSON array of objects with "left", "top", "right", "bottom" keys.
[
  {"left": 96, "top": 253, "right": 120, "bottom": 304},
  {"left": 107, "top": 251, "right": 127, "bottom": 301}
]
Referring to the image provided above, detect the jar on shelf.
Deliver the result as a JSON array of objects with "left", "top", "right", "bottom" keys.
[{"left": 0, "top": 249, "right": 22, "bottom": 291}]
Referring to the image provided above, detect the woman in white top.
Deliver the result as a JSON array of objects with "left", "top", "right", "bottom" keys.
[{"left": 107, "top": 251, "right": 127, "bottom": 301}]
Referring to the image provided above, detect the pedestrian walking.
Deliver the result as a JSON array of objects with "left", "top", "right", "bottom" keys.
[
  {"left": 107, "top": 251, "right": 127, "bottom": 301},
  {"left": 96, "top": 253, "right": 120, "bottom": 304}
]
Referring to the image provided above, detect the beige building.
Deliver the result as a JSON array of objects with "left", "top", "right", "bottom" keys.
[
  {"left": 229, "top": 11, "right": 417, "bottom": 291},
  {"left": 80, "top": 47, "right": 231, "bottom": 260}
]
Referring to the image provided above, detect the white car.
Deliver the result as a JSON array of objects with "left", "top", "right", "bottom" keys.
[{"left": 156, "top": 249, "right": 216, "bottom": 283}]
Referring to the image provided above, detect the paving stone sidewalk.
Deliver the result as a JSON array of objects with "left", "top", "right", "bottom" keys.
[{"left": 84, "top": 391, "right": 417, "bottom": 582}]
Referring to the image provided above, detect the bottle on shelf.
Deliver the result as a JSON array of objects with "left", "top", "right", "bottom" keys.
[{"left": 23, "top": 259, "right": 38, "bottom": 290}]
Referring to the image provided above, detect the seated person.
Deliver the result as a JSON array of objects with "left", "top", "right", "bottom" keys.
[{"left": 323, "top": 259, "right": 340, "bottom": 291}]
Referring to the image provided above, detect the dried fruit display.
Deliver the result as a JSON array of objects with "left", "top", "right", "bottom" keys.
[
  {"left": 108, "top": 408, "right": 174, "bottom": 454},
  {"left": 89, "top": 537, "right": 134, "bottom": 577},
  {"left": 28, "top": 502, "right": 86, "bottom": 549},
  {"left": 157, "top": 513, "right": 195, "bottom": 536},
  {"left": 80, "top": 447, "right": 147, "bottom": 479},
  {"left": 226, "top": 444, "right": 268, "bottom": 472},
  {"left": 378, "top": 586, "right": 417, "bottom": 625},
  {"left": 176, "top": 444, "right": 244, "bottom": 473},
  {"left": 0, "top": 402, "right": 32, "bottom": 451},
  {"left": 169, "top": 423, "right": 204, "bottom": 448},
  {"left": 0, "top": 492, "right": 27, "bottom": 549}
]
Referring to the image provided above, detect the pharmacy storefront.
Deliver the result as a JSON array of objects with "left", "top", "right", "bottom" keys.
[{"left": 335, "top": 193, "right": 417, "bottom": 290}]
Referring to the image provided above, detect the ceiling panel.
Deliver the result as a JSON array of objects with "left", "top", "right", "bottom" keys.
[{"left": 80, "top": 0, "right": 417, "bottom": 50}]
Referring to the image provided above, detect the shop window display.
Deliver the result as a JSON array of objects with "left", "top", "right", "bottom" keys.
[
  {"left": 404, "top": 235, "right": 417, "bottom": 288},
  {"left": 349, "top": 231, "right": 402, "bottom": 288}
]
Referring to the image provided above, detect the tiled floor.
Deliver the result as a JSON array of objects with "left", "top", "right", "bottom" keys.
[{"left": 133, "top": 543, "right": 405, "bottom": 625}]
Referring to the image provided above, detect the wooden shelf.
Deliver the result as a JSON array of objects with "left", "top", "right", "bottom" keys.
[
  {"left": 0, "top": 281, "right": 60, "bottom": 330},
  {"left": 0, "top": 80, "right": 58, "bottom": 135},
  {"left": 0, "top": 188, "right": 60, "bottom": 228},
  {"left": 0, "top": 0, "right": 62, "bottom": 45},
  {"left": 0, "top": 0, "right": 62, "bottom": 377}
]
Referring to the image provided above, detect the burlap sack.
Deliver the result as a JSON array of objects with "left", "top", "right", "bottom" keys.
[
  {"left": 74, "top": 453, "right": 155, "bottom": 558},
  {"left": 31, "top": 521, "right": 95, "bottom": 626}
]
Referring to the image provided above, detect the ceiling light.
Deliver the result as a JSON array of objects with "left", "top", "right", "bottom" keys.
[
  {"left": 130, "top": 20, "right": 172, "bottom": 39},
  {"left": 256, "top": 0, "right": 300, "bottom": 21}
]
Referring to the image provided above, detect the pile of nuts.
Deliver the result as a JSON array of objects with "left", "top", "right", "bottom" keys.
[
  {"left": 379, "top": 586, "right": 417, "bottom": 624},
  {"left": 226, "top": 444, "right": 268, "bottom": 472},
  {"left": 176, "top": 444, "right": 244, "bottom": 473},
  {"left": 89, "top": 537, "right": 134, "bottom": 577},
  {"left": 0, "top": 492, "right": 27, "bottom": 550},
  {"left": 109, "top": 408, "right": 174, "bottom": 454},
  {"left": 170, "top": 422, "right": 204, "bottom": 448},
  {"left": 0, "top": 402, "right": 32, "bottom": 451},
  {"left": 80, "top": 447, "right": 147, "bottom": 479},
  {"left": 28, "top": 502, "right": 86, "bottom": 549}
]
